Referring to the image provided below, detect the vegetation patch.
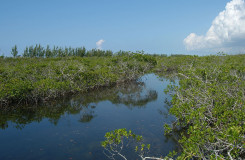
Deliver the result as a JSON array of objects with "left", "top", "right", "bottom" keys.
[
  {"left": 1, "top": 45, "right": 245, "bottom": 159},
  {"left": 102, "top": 54, "right": 245, "bottom": 159},
  {"left": 160, "top": 54, "right": 245, "bottom": 159},
  {"left": 0, "top": 50, "right": 156, "bottom": 106}
]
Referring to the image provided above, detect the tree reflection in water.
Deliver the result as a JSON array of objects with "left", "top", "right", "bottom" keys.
[{"left": 0, "top": 81, "right": 157, "bottom": 129}]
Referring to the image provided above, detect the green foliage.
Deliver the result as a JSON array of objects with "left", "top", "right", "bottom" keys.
[
  {"left": 101, "top": 128, "right": 151, "bottom": 159},
  {"left": 20, "top": 44, "right": 114, "bottom": 58},
  {"left": 131, "top": 52, "right": 157, "bottom": 66},
  {"left": 0, "top": 79, "right": 158, "bottom": 130},
  {"left": 3, "top": 46, "right": 245, "bottom": 159},
  {"left": 11, "top": 45, "right": 18, "bottom": 57},
  {"left": 0, "top": 55, "right": 155, "bottom": 106},
  {"left": 161, "top": 54, "right": 245, "bottom": 159}
]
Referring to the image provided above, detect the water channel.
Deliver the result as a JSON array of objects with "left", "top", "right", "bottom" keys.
[{"left": 0, "top": 74, "right": 178, "bottom": 160}]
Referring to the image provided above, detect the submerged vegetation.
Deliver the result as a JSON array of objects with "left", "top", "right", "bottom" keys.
[{"left": 1, "top": 45, "right": 245, "bottom": 159}]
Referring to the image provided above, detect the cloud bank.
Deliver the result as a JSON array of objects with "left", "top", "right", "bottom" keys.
[
  {"left": 184, "top": 0, "right": 245, "bottom": 52},
  {"left": 96, "top": 39, "right": 105, "bottom": 50}
]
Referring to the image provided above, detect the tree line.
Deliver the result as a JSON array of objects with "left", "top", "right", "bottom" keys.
[
  {"left": 10, "top": 44, "right": 115, "bottom": 58},
  {"left": 8, "top": 45, "right": 171, "bottom": 58}
]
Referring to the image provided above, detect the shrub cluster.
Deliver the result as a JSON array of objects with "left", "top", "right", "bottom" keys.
[
  {"left": 162, "top": 54, "right": 245, "bottom": 159},
  {"left": 0, "top": 54, "right": 156, "bottom": 106}
]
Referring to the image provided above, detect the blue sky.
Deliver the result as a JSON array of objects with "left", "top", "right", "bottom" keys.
[{"left": 1, "top": 0, "right": 244, "bottom": 56}]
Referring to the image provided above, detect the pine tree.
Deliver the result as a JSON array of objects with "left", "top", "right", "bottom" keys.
[
  {"left": 23, "top": 47, "right": 29, "bottom": 57},
  {"left": 11, "top": 45, "right": 18, "bottom": 57},
  {"left": 45, "top": 45, "right": 52, "bottom": 57}
]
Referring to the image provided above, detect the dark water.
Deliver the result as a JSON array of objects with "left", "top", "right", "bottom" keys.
[{"left": 0, "top": 74, "right": 178, "bottom": 160}]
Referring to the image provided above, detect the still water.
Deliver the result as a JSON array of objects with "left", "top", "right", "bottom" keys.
[{"left": 0, "top": 74, "right": 178, "bottom": 160}]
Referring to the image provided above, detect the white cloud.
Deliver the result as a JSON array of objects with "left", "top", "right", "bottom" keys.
[
  {"left": 96, "top": 39, "right": 105, "bottom": 50},
  {"left": 184, "top": 0, "right": 245, "bottom": 53}
]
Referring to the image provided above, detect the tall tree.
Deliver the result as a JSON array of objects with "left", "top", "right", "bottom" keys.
[
  {"left": 45, "top": 45, "right": 52, "bottom": 57},
  {"left": 23, "top": 47, "right": 29, "bottom": 57},
  {"left": 11, "top": 45, "right": 18, "bottom": 57}
]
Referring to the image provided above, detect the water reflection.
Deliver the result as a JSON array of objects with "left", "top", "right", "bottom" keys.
[
  {"left": 79, "top": 105, "right": 96, "bottom": 123},
  {"left": 0, "top": 74, "right": 179, "bottom": 160},
  {"left": 0, "top": 81, "right": 157, "bottom": 130}
]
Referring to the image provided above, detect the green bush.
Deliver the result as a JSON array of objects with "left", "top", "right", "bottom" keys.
[
  {"left": 163, "top": 54, "right": 245, "bottom": 159},
  {"left": 0, "top": 56, "right": 155, "bottom": 106}
]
